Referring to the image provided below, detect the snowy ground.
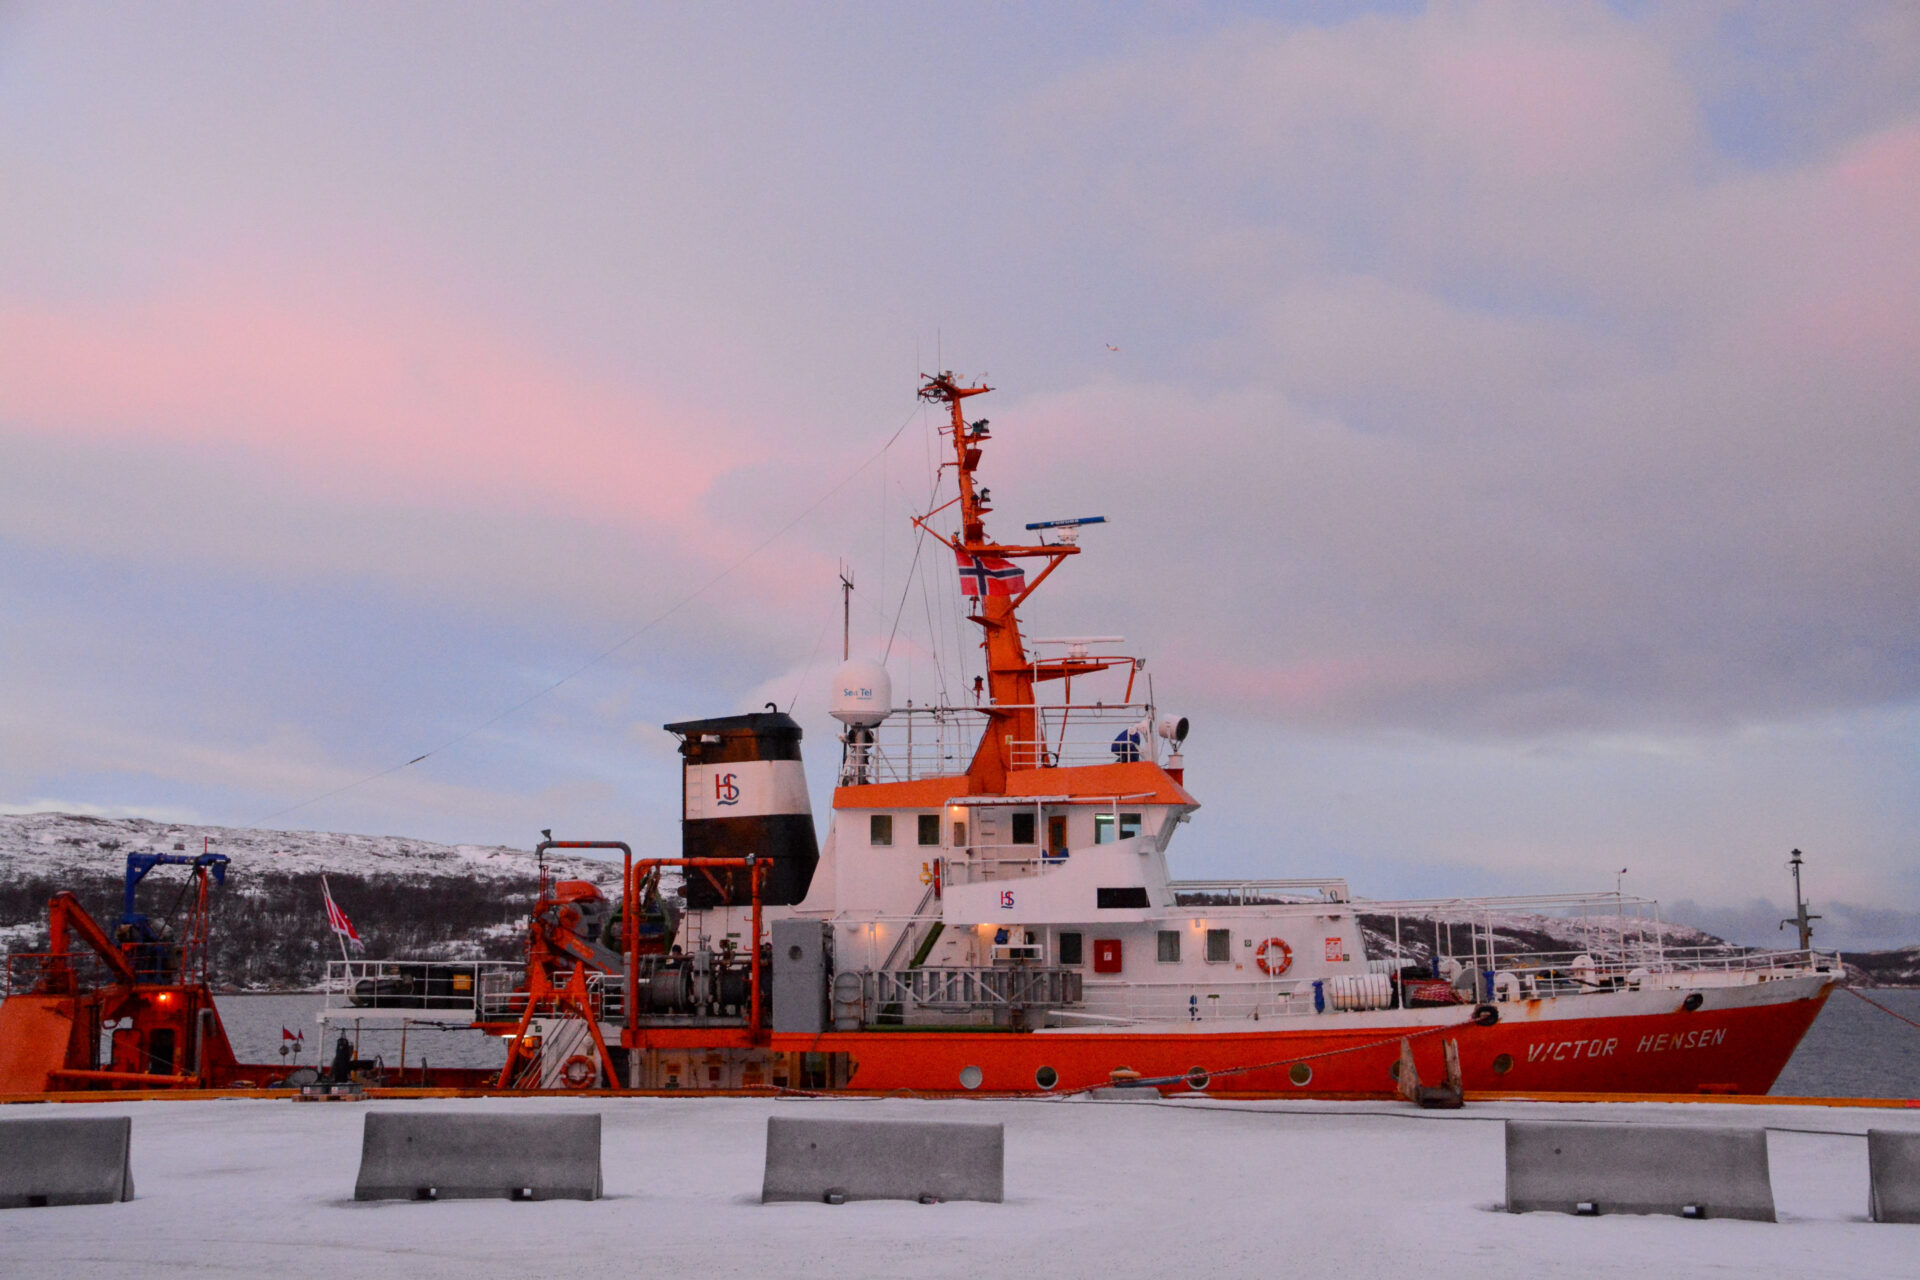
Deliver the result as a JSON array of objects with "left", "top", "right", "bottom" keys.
[{"left": 3, "top": 1095, "right": 1916, "bottom": 1278}]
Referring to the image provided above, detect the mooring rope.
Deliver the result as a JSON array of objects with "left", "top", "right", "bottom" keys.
[{"left": 1844, "top": 984, "right": 1920, "bottom": 1032}]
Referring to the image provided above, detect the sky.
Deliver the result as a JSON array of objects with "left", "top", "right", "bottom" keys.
[{"left": 2, "top": 1, "right": 1915, "bottom": 948}]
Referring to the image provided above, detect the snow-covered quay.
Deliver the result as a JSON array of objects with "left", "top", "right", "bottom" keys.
[{"left": 4, "top": 1095, "right": 1916, "bottom": 1279}]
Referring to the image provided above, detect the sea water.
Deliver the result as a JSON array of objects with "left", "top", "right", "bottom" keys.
[
  {"left": 1770, "top": 986, "right": 1920, "bottom": 1098},
  {"left": 215, "top": 987, "right": 1919, "bottom": 1094}
]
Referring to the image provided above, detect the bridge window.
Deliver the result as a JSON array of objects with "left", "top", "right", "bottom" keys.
[
  {"left": 918, "top": 814, "right": 941, "bottom": 846},
  {"left": 1058, "top": 932, "right": 1083, "bottom": 965},
  {"left": 1093, "top": 813, "right": 1142, "bottom": 844},
  {"left": 1011, "top": 811, "right": 1036, "bottom": 845},
  {"left": 1157, "top": 930, "right": 1181, "bottom": 962},
  {"left": 869, "top": 815, "right": 892, "bottom": 846},
  {"left": 1205, "top": 928, "right": 1231, "bottom": 963}
]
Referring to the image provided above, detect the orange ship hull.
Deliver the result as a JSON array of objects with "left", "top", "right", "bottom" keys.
[{"left": 771, "top": 984, "right": 1833, "bottom": 1097}]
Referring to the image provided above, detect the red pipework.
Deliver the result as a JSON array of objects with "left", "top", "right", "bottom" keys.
[
  {"left": 48, "top": 1068, "right": 199, "bottom": 1087},
  {"left": 622, "top": 856, "right": 769, "bottom": 1043}
]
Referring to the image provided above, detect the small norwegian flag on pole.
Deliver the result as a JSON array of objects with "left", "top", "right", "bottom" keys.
[
  {"left": 955, "top": 549, "right": 1025, "bottom": 598},
  {"left": 321, "top": 875, "right": 364, "bottom": 961}
]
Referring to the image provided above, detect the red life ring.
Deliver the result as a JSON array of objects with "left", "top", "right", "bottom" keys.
[
  {"left": 1255, "top": 938, "right": 1292, "bottom": 976},
  {"left": 560, "top": 1054, "right": 597, "bottom": 1089}
]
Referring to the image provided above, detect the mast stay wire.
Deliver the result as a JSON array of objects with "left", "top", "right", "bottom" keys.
[
  {"left": 248, "top": 405, "right": 925, "bottom": 828},
  {"left": 881, "top": 517, "right": 928, "bottom": 665},
  {"left": 918, "top": 545, "right": 951, "bottom": 705},
  {"left": 905, "top": 403, "right": 961, "bottom": 704},
  {"left": 784, "top": 592, "right": 839, "bottom": 715},
  {"left": 884, "top": 440, "right": 947, "bottom": 666}
]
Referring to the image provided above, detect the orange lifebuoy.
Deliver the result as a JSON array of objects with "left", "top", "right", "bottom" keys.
[
  {"left": 1255, "top": 938, "right": 1292, "bottom": 976},
  {"left": 560, "top": 1054, "right": 597, "bottom": 1089}
]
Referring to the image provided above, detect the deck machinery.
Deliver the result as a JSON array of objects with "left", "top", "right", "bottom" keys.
[{"left": 0, "top": 851, "right": 254, "bottom": 1092}]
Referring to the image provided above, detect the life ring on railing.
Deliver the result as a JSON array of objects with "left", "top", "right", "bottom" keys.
[
  {"left": 560, "top": 1054, "right": 597, "bottom": 1089},
  {"left": 1255, "top": 938, "right": 1292, "bottom": 976}
]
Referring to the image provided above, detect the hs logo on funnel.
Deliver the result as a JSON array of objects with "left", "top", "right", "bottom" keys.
[{"left": 714, "top": 773, "right": 741, "bottom": 806}]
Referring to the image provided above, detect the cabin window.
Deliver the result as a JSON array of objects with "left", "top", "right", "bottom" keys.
[
  {"left": 1097, "top": 887, "right": 1150, "bottom": 909},
  {"left": 1047, "top": 815, "right": 1069, "bottom": 860},
  {"left": 1093, "top": 812, "right": 1142, "bottom": 844},
  {"left": 1010, "top": 811, "right": 1036, "bottom": 845},
  {"left": 1058, "top": 931, "right": 1084, "bottom": 965},
  {"left": 1157, "top": 930, "right": 1181, "bottom": 962},
  {"left": 1205, "top": 928, "right": 1231, "bottom": 963},
  {"left": 917, "top": 814, "right": 941, "bottom": 846},
  {"left": 869, "top": 815, "right": 892, "bottom": 846}
]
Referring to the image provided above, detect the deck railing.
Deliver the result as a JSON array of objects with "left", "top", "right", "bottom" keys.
[
  {"left": 321, "top": 959, "right": 520, "bottom": 1020},
  {"left": 322, "top": 959, "right": 626, "bottom": 1024},
  {"left": 1170, "top": 878, "right": 1353, "bottom": 905},
  {"left": 861, "top": 965, "right": 1083, "bottom": 1018},
  {"left": 838, "top": 701, "right": 1163, "bottom": 784},
  {"left": 1434, "top": 945, "right": 1841, "bottom": 998},
  {"left": 3, "top": 949, "right": 117, "bottom": 996}
]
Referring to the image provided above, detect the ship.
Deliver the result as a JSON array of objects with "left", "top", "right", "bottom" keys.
[{"left": 0, "top": 372, "right": 1841, "bottom": 1099}]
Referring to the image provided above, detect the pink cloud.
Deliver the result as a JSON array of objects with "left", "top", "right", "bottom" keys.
[
  {"left": 1415, "top": 4, "right": 1695, "bottom": 191},
  {"left": 1173, "top": 648, "right": 1506, "bottom": 726},
  {"left": 0, "top": 272, "right": 745, "bottom": 525}
]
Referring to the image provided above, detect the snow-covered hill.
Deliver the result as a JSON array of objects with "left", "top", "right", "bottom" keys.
[
  {"left": 1850, "top": 946, "right": 1920, "bottom": 987},
  {"left": 0, "top": 812, "right": 629, "bottom": 989},
  {"left": 0, "top": 810, "right": 625, "bottom": 886}
]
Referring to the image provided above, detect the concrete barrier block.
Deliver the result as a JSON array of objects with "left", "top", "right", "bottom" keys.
[
  {"left": 0, "top": 1115, "right": 134, "bottom": 1208},
  {"left": 354, "top": 1111, "right": 601, "bottom": 1201},
  {"left": 1869, "top": 1129, "right": 1920, "bottom": 1224},
  {"left": 762, "top": 1116, "right": 1004, "bottom": 1204},
  {"left": 1505, "top": 1120, "right": 1774, "bottom": 1221}
]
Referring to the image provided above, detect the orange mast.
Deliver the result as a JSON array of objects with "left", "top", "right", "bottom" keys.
[{"left": 914, "top": 373, "right": 1117, "bottom": 793}]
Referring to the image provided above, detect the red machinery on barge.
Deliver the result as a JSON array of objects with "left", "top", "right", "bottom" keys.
[{"left": 0, "top": 373, "right": 1841, "bottom": 1099}]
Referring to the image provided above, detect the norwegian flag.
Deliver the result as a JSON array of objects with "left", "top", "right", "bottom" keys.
[
  {"left": 955, "top": 549, "right": 1025, "bottom": 598},
  {"left": 321, "top": 875, "right": 364, "bottom": 952}
]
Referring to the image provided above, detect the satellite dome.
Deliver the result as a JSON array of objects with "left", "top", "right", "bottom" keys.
[{"left": 829, "top": 659, "right": 893, "bottom": 728}]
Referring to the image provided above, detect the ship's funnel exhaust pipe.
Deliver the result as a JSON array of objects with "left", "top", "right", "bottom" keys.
[{"left": 665, "top": 710, "right": 819, "bottom": 908}]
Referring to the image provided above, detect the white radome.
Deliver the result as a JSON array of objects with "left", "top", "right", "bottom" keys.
[{"left": 828, "top": 658, "right": 893, "bottom": 727}]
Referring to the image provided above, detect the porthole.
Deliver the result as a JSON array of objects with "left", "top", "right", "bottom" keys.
[
  {"left": 1387, "top": 1059, "right": 1402, "bottom": 1083},
  {"left": 1288, "top": 1062, "right": 1312, "bottom": 1087},
  {"left": 1035, "top": 1065, "right": 1059, "bottom": 1090},
  {"left": 787, "top": 945, "right": 803, "bottom": 961},
  {"left": 1492, "top": 1053, "right": 1514, "bottom": 1075},
  {"left": 1184, "top": 1066, "right": 1210, "bottom": 1091},
  {"left": 959, "top": 1064, "right": 983, "bottom": 1090}
]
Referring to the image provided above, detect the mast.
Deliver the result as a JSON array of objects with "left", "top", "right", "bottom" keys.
[
  {"left": 1780, "top": 848, "right": 1820, "bottom": 952},
  {"left": 839, "top": 562, "right": 853, "bottom": 662},
  {"left": 914, "top": 373, "right": 1085, "bottom": 792}
]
